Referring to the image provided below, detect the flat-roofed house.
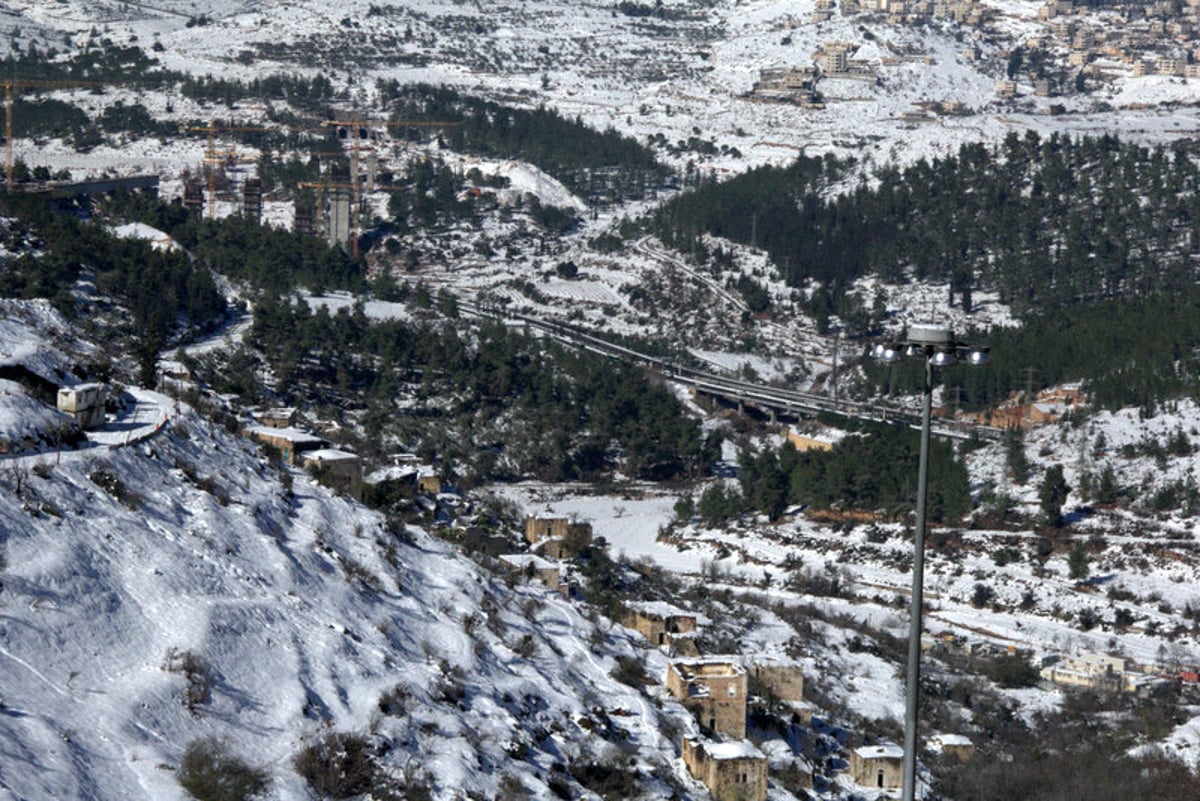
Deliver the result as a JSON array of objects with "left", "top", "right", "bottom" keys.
[
  {"left": 301, "top": 448, "right": 363, "bottom": 495},
  {"left": 929, "top": 733, "right": 975, "bottom": 762},
  {"left": 246, "top": 425, "right": 325, "bottom": 465},
  {"left": 667, "top": 658, "right": 747, "bottom": 739}
]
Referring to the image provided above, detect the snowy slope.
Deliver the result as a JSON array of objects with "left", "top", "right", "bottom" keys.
[
  {"left": 0, "top": 300, "right": 92, "bottom": 388},
  {"left": 0, "top": 394, "right": 694, "bottom": 798},
  {"left": 8, "top": 0, "right": 1200, "bottom": 175}
]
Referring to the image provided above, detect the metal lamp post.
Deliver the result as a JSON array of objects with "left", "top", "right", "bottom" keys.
[{"left": 871, "top": 324, "right": 989, "bottom": 801}]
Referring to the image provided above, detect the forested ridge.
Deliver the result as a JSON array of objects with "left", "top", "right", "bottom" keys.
[
  {"left": 654, "top": 131, "right": 1200, "bottom": 412},
  {"left": 0, "top": 191, "right": 226, "bottom": 380},
  {"left": 243, "top": 297, "right": 714, "bottom": 483},
  {"left": 383, "top": 83, "right": 672, "bottom": 204},
  {"left": 657, "top": 132, "right": 1200, "bottom": 321}
]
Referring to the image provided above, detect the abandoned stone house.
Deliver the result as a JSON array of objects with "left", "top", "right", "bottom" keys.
[
  {"left": 523, "top": 516, "right": 593, "bottom": 550},
  {"left": 850, "top": 743, "right": 904, "bottom": 790},
  {"left": 667, "top": 658, "right": 747, "bottom": 739},
  {"left": 246, "top": 425, "right": 325, "bottom": 465},
  {"left": 253, "top": 407, "right": 297, "bottom": 428},
  {"left": 300, "top": 448, "right": 363, "bottom": 495},
  {"left": 681, "top": 736, "right": 768, "bottom": 801},
  {"left": 929, "top": 733, "right": 975, "bottom": 762},
  {"left": 533, "top": 530, "right": 593, "bottom": 560},
  {"left": 622, "top": 601, "right": 699, "bottom": 651},
  {"left": 362, "top": 462, "right": 444, "bottom": 499},
  {"left": 746, "top": 655, "right": 805, "bottom": 703},
  {"left": 416, "top": 467, "right": 442, "bottom": 495}
]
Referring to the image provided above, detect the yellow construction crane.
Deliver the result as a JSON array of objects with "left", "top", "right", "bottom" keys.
[
  {"left": 3, "top": 78, "right": 114, "bottom": 191},
  {"left": 306, "top": 118, "right": 458, "bottom": 255},
  {"left": 183, "top": 118, "right": 272, "bottom": 218},
  {"left": 298, "top": 177, "right": 411, "bottom": 259}
]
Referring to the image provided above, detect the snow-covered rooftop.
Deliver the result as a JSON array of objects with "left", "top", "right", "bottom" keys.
[
  {"left": 855, "top": 743, "right": 905, "bottom": 760},
  {"left": 626, "top": 600, "right": 697, "bottom": 619},
  {"left": 302, "top": 448, "right": 360, "bottom": 463},
  {"left": 110, "top": 222, "right": 181, "bottom": 252},
  {"left": 704, "top": 739, "right": 766, "bottom": 761},
  {"left": 244, "top": 425, "right": 324, "bottom": 445},
  {"left": 499, "top": 554, "right": 558, "bottom": 571}
]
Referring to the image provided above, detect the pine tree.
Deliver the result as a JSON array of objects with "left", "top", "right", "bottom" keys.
[
  {"left": 1068, "top": 541, "right": 1090, "bottom": 580},
  {"left": 1040, "top": 464, "right": 1071, "bottom": 527},
  {"left": 1006, "top": 427, "right": 1030, "bottom": 484}
]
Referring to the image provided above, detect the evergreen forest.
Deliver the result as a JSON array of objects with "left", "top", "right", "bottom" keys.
[
  {"left": 382, "top": 83, "right": 672, "bottom": 205},
  {"left": 656, "top": 132, "right": 1200, "bottom": 320},
  {"left": 0, "top": 190, "right": 227, "bottom": 380},
  {"left": 656, "top": 131, "right": 1200, "bottom": 413},
  {"left": 714, "top": 423, "right": 971, "bottom": 524},
  {"left": 242, "top": 297, "right": 715, "bottom": 484},
  {"left": 865, "top": 286, "right": 1200, "bottom": 413}
]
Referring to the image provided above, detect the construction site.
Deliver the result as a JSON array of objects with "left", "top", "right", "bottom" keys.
[{"left": 2, "top": 83, "right": 458, "bottom": 257}]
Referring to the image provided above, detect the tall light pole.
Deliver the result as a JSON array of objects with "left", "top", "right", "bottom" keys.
[{"left": 871, "top": 324, "right": 989, "bottom": 801}]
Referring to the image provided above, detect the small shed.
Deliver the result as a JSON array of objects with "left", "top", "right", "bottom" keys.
[
  {"left": 57, "top": 382, "right": 106, "bottom": 429},
  {"left": 416, "top": 468, "right": 442, "bottom": 495}
]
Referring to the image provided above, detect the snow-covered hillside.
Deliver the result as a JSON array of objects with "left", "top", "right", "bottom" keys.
[
  {"left": 9, "top": 0, "right": 1200, "bottom": 176},
  {"left": 0, "top": 327, "right": 700, "bottom": 799},
  {"left": 4, "top": 0, "right": 1200, "bottom": 793}
]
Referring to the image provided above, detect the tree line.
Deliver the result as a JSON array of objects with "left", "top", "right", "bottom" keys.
[
  {"left": 656, "top": 132, "right": 1200, "bottom": 324},
  {"left": 2, "top": 43, "right": 343, "bottom": 112},
  {"left": 244, "top": 297, "right": 714, "bottom": 483},
  {"left": 380, "top": 82, "right": 673, "bottom": 205},
  {"left": 0, "top": 190, "right": 227, "bottom": 381},
  {"left": 864, "top": 286, "right": 1200, "bottom": 413},
  {"left": 698, "top": 421, "right": 971, "bottom": 523},
  {"left": 103, "top": 191, "right": 366, "bottom": 296}
]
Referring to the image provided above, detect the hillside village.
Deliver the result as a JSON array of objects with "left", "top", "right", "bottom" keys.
[
  {"left": 752, "top": 0, "right": 1200, "bottom": 111},
  {"left": 3, "top": 0, "right": 1200, "bottom": 799},
  {"left": 7, "top": 288, "right": 1200, "bottom": 800}
]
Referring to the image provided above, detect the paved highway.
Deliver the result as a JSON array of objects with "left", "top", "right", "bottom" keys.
[{"left": 458, "top": 300, "right": 1003, "bottom": 442}]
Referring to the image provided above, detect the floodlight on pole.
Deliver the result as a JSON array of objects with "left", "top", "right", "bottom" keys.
[{"left": 870, "top": 323, "right": 989, "bottom": 801}]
